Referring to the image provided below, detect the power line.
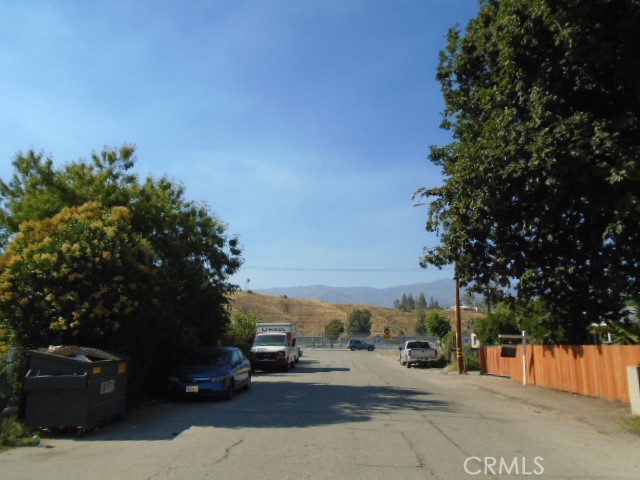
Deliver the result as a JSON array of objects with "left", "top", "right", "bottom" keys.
[{"left": 242, "top": 265, "right": 455, "bottom": 273}]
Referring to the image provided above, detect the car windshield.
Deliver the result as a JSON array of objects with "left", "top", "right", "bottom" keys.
[
  {"left": 254, "top": 334, "right": 287, "bottom": 346},
  {"left": 182, "top": 349, "right": 230, "bottom": 366}
]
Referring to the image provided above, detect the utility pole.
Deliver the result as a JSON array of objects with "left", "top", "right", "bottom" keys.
[{"left": 455, "top": 276, "right": 464, "bottom": 374}]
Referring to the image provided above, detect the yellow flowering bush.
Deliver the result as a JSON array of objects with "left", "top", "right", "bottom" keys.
[{"left": 0, "top": 202, "right": 153, "bottom": 349}]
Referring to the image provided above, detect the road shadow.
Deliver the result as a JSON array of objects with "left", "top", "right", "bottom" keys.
[
  {"left": 43, "top": 379, "right": 452, "bottom": 442},
  {"left": 251, "top": 358, "right": 350, "bottom": 374}
]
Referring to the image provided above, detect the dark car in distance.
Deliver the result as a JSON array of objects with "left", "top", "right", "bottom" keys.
[
  {"left": 346, "top": 339, "right": 376, "bottom": 351},
  {"left": 168, "top": 347, "right": 251, "bottom": 400}
]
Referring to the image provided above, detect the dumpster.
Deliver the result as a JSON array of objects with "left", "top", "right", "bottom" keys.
[{"left": 23, "top": 346, "right": 128, "bottom": 433}]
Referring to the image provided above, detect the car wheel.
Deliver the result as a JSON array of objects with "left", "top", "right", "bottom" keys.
[
  {"left": 282, "top": 361, "right": 290, "bottom": 373},
  {"left": 290, "top": 358, "right": 295, "bottom": 369},
  {"left": 368, "top": 346, "right": 374, "bottom": 351},
  {"left": 407, "top": 362, "right": 412, "bottom": 369},
  {"left": 243, "top": 373, "right": 251, "bottom": 391},
  {"left": 224, "top": 379, "right": 235, "bottom": 401},
  {"left": 350, "top": 347, "right": 356, "bottom": 351}
]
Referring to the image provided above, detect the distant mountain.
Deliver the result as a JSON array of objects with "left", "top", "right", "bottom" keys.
[{"left": 255, "top": 279, "right": 458, "bottom": 308}]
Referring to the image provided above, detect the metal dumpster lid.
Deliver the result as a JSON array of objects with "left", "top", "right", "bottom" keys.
[{"left": 33, "top": 345, "right": 126, "bottom": 361}]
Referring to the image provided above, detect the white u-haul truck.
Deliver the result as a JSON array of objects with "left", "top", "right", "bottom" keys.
[{"left": 250, "top": 323, "right": 300, "bottom": 372}]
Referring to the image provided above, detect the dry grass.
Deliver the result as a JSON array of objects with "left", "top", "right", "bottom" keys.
[{"left": 228, "top": 291, "right": 484, "bottom": 335}]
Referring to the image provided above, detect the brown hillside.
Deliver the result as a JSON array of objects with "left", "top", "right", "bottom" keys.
[{"left": 227, "top": 292, "right": 484, "bottom": 336}]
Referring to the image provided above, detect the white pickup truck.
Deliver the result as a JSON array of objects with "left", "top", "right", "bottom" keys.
[{"left": 399, "top": 340, "right": 438, "bottom": 368}]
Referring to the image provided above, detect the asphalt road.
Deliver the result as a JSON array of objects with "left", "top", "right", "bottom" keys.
[{"left": 1, "top": 349, "right": 639, "bottom": 479}]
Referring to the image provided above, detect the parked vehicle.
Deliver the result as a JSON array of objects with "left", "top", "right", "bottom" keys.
[
  {"left": 168, "top": 347, "right": 251, "bottom": 400},
  {"left": 250, "top": 323, "right": 299, "bottom": 372},
  {"left": 346, "top": 339, "right": 376, "bottom": 351},
  {"left": 399, "top": 340, "right": 438, "bottom": 368}
]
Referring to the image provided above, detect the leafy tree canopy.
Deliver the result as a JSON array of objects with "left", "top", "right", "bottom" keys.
[
  {"left": 425, "top": 311, "right": 452, "bottom": 339},
  {"left": 427, "top": 296, "right": 443, "bottom": 310},
  {"left": 414, "top": 312, "right": 428, "bottom": 336},
  {"left": 473, "top": 307, "right": 520, "bottom": 346},
  {"left": 346, "top": 309, "right": 372, "bottom": 335},
  {"left": 416, "top": 0, "right": 640, "bottom": 343},
  {"left": 324, "top": 319, "right": 345, "bottom": 343},
  {"left": 0, "top": 145, "right": 243, "bottom": 395},
  {"left": 416, "top": 292, "right": 427, "bottom": 311},
  {"left": 395, "top": 292, "right": 434, "bottom": 311},
  {"left": 226, "top": 310, "right": 259, "bottom": 354}
]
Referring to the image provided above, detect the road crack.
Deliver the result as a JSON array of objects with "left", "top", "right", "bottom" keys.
[
  {"left": 214, "top": 439, "right": 244, "bottom": 464},
  {"left": 400, "top": 431, "right": 443, "bottom": 480}
]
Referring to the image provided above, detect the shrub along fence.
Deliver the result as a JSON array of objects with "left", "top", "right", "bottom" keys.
[
  {"left": 1, "top": 348, "right": 16, "bottom": 413},
  {"left": 480, "top": 345, "right": 640, "bottom": 404}
]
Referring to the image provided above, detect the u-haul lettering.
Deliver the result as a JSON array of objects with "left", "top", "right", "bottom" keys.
[{"left": 256, "top": 323, "right": 295, "bottom": 333}]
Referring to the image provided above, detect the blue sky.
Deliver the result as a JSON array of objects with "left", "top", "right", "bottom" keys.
[{"left": 0, "top": 0, "right": 479, "bottom": 290}]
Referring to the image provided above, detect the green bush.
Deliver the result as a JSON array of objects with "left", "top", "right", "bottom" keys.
[
  {"left": 0, "top": 417, "right": 40, "bottom": 449},
  {"left": 474, "top": 309, "right": 519, "bottom": 346},
  {"left": 441, "top": 330, "right": 456, "bottom": 362},
  {"left": 463, "top": 347, "right": 480, "bottom": 371},
  {"left": 426, "top": 312, "right": 451, "bottom": 338},
  {"left": 225, "top": 310, "right": 259, "bottom": 355},
  {"left": 324, "top": 319, "right": 345, "bottom": 345},
  {"left": 346, "top": 309, "right": 372, "bottom": 335}
]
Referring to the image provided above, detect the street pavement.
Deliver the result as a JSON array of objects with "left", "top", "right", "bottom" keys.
[
  {"left": 0, "top": 349, "right": 638, "bottom": 480},
  {"left": 432, "top": 364, "right": 634, "bottom": 438}
]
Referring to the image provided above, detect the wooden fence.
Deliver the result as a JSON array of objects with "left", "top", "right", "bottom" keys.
[{"left": 480, "top": 345, "right": 640, "bottom": 403}]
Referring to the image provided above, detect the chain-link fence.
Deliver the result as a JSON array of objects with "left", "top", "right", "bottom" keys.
[{"left": 297, "top": 334, "right": 441, "bottom": 351}]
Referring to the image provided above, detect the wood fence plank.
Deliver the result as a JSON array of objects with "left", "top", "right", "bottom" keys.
[{"left": 481, "top": 344, "right": 640, "bottom": 403}]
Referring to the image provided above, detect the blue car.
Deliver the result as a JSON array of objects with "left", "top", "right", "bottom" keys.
[{"left": 168, "top": 347, "right": 251, "bottom": 400}]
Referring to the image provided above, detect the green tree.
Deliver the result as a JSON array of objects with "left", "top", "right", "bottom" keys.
[
  {"left": 226, "top": 310, "right": 259, "bottom": 355},
  {"left": 396, "top": 293, "right": 419, "bottom": 312},
  {"left": 414, "top": 311, "right": 428, "bottom": 336},
  {"left": 0, "top": 146, "right": 242, "bottom": 395},
  {"left": 324, "top": 319, "right": 345, "bottom": 344},
  {"left": 346, "top": 309, "right": 372, "bottom": 335},
  {"left": 400, "top": 294, "right": 408, "bottom": 312},
  {"left": 425, "top": 312, "right": 451, "bottom": 339},
  {"left": 462, "top": 291, "right": 476, "bottom": 308},
  {"left": 415, "top": 0, "right": 640, "bottom": 343},
  {"left": 427, "top": 297, "right": 442, "bottom": 310},
  {"left": 416, "top": 292, "right": 427, "bottom": 311},
  {"left": 406, "top": 293, "right": 416, "bottom": 311}
]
